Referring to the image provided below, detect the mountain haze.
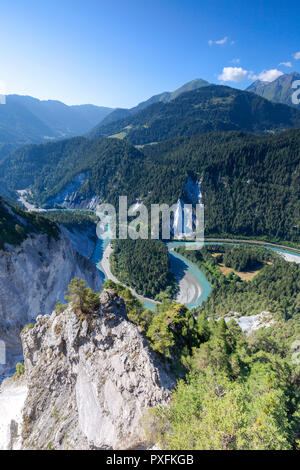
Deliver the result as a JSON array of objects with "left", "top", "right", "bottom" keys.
[
  {"left": 8, "top": 95, "right": 113, "bottom": 137},
  {"left": 0, "top": 95, "right": 113, "bottom": 157}
]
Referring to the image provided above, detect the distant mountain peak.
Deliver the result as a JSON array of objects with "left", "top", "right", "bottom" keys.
[
  {"left": 89, "top": 83, "right": 300, "bottom": 145},
  {"left": 98, "top": 78, "right": 210, "bottom": 127},
  {"left": 169, "top": 78, "right": 210, "bottom": 100},
  {"left": 246, "top": 72, "right": 300, "bottom": 107},
  {"left": 0, "top": 95, "right": 114, "bottom": 159}
]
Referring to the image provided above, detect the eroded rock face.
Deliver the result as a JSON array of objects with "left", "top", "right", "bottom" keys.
[
  {"left": 20, "top": 290, "right": 174, "bottom": 450},
  {"left": 0, "top": 232, "right": 102, "bottom": 378}
]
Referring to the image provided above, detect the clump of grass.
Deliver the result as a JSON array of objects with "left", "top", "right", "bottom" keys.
[
  {"left": 22, "top": 323, "right": 34, "bottom": 333},
  {"left": 55, "top": 301, "right": 68, "bottom": 314}
]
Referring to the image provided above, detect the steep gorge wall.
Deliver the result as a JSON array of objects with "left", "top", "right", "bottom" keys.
[
  {"left": 0, "top": 231, "right": 102, "bottom": 378},
  {"left": 2, "top": 290, "right": 174, "bottom": 450}
]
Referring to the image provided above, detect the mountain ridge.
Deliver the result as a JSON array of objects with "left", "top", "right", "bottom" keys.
[
  {"left": 0, "top": 95, "right": 114, "bottom": 157},
  {"left": 1, "top": 129, "right": 299, "bottom": 242},
  {"left": 98, "top": 78, "right": 210, "bottom": 127},
  {"left": 89, "top": 84, "right": 300, "bottom": 145},
  {"left": 246, "top": 72, "right": 300, "bottom": 108}
]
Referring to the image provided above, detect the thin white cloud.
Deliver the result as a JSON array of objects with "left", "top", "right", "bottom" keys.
[
  {"left": 218, "top": 67, "right": 248, "bottom": 82},
  {"left": 208, "top": 36, "right": 228, "bottom": 46},
  {"left": 230, "top": 58, "right": 240, "bottom": 64},
  {"left": 279, "top": 61, "right": 292, "bottom": 67},
  {"left": 294, "top": 52, "right": 300, "bottom": 60},
  {"left": 250, "top": 69, "right": 284, "bottom": 82}
]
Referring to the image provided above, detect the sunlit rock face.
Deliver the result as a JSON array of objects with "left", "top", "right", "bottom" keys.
[{"left": 17, "top": 290, "right": 174, "bottom": 450}]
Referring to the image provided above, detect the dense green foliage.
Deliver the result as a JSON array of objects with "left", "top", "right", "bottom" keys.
[
  {"left": 0, "top": 137, "right": 144, "bottom": 206},
  {"left": 221, "top": 245, "right": 274, "bottom": 271},
  {"left": 0, "top": 196, "right": 59, "bottom": 249},
  {"left": 64, "top": 278, "right": 100, "bottom": 315},
  {"left": 202, "top": 258, "right": 300, "bottom": 318},
  {"left": 51, "top": 277, "right": 300, "bottom": 449},
  {"left": 43, "top": 210, "right": 97, "bottom": 230},
  {"left": 110, "top": 239, "right": 177, "bottom": 299},
  {"left": 143, "top": 315, "right": 300, "bottom": 450},
  {"left": 90, "top": 85, "right": 300, "bottom": 145},
  {"left": 2, "top": 129, "right": 299, "bottom": 242},
  {"left": 103, "top": 280, "right": 201, "bottom": 362},
  {"left": 176, "top": 245, "right": 300, "bottom": 318},
  {"left": 142, "top": 130, "right": 300, "bottom": 242},
  {"left": 146, "top": 302, "right": 198, "bottom": 360}
]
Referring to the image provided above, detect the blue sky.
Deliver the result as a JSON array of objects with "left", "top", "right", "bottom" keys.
[{"left": 0, "top": 0, "right": 299, "bottom": 107}]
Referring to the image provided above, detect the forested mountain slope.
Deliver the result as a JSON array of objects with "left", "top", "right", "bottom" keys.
[
  {"left": 99, "top": 78, "right": 210, "bottom": 127},
  {"left": 0, "top": 137, "right": 145, "bottom": 204},
  {"left": 89, "top": 85, "right": 300, "bottom": 145},
  {"left": 0, "top": 196, "right": 58, "bottom": 249},
  {"left": 1, "top": 129, "right": 299, "bottom": 242}
]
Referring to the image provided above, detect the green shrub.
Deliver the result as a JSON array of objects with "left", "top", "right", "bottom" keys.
[
  {"left": 14, "top": 362, "right": 25, "bottom": 378},
  {"left": 65, "top": 278, "right": 100, "bottom": 315},
  {"left": 55, "top": 301, "right": 68, "bottom": 314}
]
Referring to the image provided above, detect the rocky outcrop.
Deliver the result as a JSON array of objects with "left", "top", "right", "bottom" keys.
[
  {"left": 18, "top": 290, "right": 173, "bottom": 450},
  {"left": 59, "top": 225, "right": 97, "bottom": 260},
  {"left": 45, "top": 173, "right": 102, "bottom": 210},
  {"left": 0, "top": 231, "right": 102, "bottom": 378},
  {"left": 223, "top": 312, "right": 274, "bottom": 335},
  {"left": 45, "top": 172, "right": 89, "bottom": 207},
  {"left": 57, "top": 194, "right": 102, "bottom": 211}
]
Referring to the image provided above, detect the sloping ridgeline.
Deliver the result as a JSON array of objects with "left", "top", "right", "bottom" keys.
[
  {"left": 0, "top": 137, "right": 145, "bottom": 206},
  {"left": 0, "top": 196, "right": 58, "bottom": 249},
  {"left": 98, "top": 77, "right": 210, "bottom": 127},
  {"left": 89, "top": 85, "right": 300, "bottom": 145},
  {"left": 0, "top": 129, "right": 299, "bottom": 242}
]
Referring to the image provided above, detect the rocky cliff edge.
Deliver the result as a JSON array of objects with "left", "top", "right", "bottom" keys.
[{"left": 11, "top": 289, "right": 174, "bottom": 450}]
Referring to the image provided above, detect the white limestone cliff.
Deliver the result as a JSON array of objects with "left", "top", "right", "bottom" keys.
[
  {"left": 12, "top": 290, "right": 174, "bottom": 450},
  {"left": 0, "top": 231, "right": 102, "bottom": 379}
]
